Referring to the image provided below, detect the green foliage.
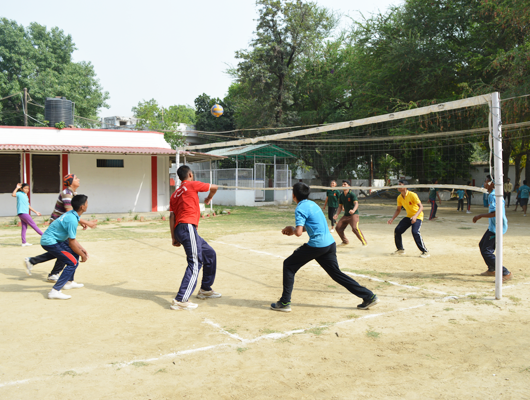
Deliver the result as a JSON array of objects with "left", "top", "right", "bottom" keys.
[
  {"left": 194, "top": 92, "right": 236, "bottom": 132},
  {"left": 0, "top": 18, "right": 109, "bottom": 127},
  {"left": 54, "top": 121, "right": 66, "bottom": 129},
  {"left": 232, "top": 0, "right": 338, "bottom": 128},
  {"left": 132, "top": 99, "right": 195, "bottom": 148}
]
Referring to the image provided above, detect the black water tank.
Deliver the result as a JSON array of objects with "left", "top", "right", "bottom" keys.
[{"left": 44, "top": 97, "right": 74, "bottom": 127}]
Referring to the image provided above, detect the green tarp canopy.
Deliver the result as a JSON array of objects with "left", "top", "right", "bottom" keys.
[{"left": 206, "top": 144, "right": 296, "bottom": 159}]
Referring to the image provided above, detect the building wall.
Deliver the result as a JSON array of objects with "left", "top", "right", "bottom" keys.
[{"left": 70, "top": 154, "right": 154, "bottom": 214}]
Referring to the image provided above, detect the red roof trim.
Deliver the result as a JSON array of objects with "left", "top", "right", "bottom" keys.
[
  {"left": 0, "top": 125, "right": 164, "bottom": 135},
  {"left": 0, "top": 144, "right": 175, "bottom": 155}
]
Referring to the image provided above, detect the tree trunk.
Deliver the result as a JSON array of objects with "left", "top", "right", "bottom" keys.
[{"left": 525, "top": 152, "right": 530, "bottom": 184}]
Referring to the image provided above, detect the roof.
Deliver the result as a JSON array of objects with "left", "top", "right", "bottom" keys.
[
  {"left": 0, "top": 144, "right": 175, "bottom": 155},
  {"left": 0, "top": 125, "right": 173, "bottom": 155},
  {"left": 206, "top": 143, "right": 296, "bottom": 158},
  {"left": 178, "top": 150, "right": 226, "bottom": 163}
]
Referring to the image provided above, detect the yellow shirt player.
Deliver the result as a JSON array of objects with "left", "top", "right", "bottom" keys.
[{"left": 387, "top": 180, "right": 429, "bottom": 258}]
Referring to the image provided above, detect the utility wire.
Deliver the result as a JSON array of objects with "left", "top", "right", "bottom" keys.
[{"left": 0, "top": 92, "right": 22, "bottom": 101}]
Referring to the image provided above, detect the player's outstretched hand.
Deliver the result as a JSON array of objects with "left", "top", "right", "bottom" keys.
[
  {"left": 472, "top": 215, "right": 480, "bottom": 223},
  {"left": 387, "top": 219, "right": 393, "bottom": 225},
  {"left": 86, "top": 220, "right": 97, "bottom": 229},
  {"left": 333, "top": 214, "right": 338, "bottom": 220},
  {"left": 36, "top": 212, "right": 41, "bottom": 216},
  {"left": 282, "top": 226, "right": 295, "bottom": 236},
  {"left": 204, "top": 196, "right": 212, "bottom": 205},
  {"left": 172, "top": 238, "right": 181, "bottom": 247}
]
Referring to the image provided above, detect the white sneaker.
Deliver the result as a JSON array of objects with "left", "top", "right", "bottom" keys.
[
  {"left": 466, "top": 211, "right": 472, "bottom": 214},
  {"left": 23, "top": 257, "right": 33, "bottom": 275},
  {"left": 47, "top": 274, "right": 60, "bottom": 283},
  {"left": 48, "top": 289, "right": 71, "bottom": 300},
  {"left": 392, "top": 249, "right": 405, "bottom": 255},
  {"left": 197, "top": 289, "right": 222, "bottom": 299},
  {"left": 420, "top": 252, "right": 430, "bottom": 258},
  {"left": 21, "top": 243, "right": 33, "bottom": 247},
  {"left": 62, "top": 281, "right": 84, "bottom": 290},
  {"left": 330, "top": 228, "right": 335, "bottom": 233},
  {"left": 170, "top": 299, "right": 198, "bottom": 310}
]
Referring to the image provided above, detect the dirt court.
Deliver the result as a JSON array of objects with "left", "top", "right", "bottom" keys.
[{"left": 1, "top": 202, "right": 529, "bottom": 399}]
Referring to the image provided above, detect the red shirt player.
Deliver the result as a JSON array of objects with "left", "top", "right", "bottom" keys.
[{"left": 169, "top": 165, "right": 220, "bottom": 311}]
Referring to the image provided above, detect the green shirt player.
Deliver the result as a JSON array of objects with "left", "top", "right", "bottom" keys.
[
  {"left": 333, "top": 180, "right": 368, "bottom": 246},
  {"left": 322, "top": 180, "right": 340, "bottom": 232}
]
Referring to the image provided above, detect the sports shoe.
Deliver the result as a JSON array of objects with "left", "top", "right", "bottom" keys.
[
  {"left": 170, "top": 299, "right": 198, "bottom": 310},
  {"left": 270, "top": 300, "right": 291, "bottom": 312},
  {"left": 23, "top": 257, "right": 33, "bottom": 276},
  {"left": 62, "top": 281, "right": 84, "bottom": 290},
  {"left": 21, "top": 243, "right": 33, "bottom": 247},
  {"left": 479, "top": 270, "right": 495, "bottom": 277},
  {"left": 47, "top": 274, "right": 59, "bottom": 283},
  {"left": 330, "top": 228, "right": 335, "bottom": 233},
  {"left": 420, "top": 252, "right": 430, "bottom": 258},
  {"left": 357, "top": 295, "right": 379, "bottom": 310},
  {"left": 48, "top": 289, "right": 71, "bottom": 300},
  {"left": 392, "top": 249, "right": 405, "bottom": 255},
  {"left": 197, "top": 289, "right": 222, "bottom": 299},
  {"left": 503, "top": 273, "right": 513, "bottom": 282}
]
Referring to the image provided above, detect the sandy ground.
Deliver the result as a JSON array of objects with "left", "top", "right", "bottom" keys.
[{"left": 0, "top": 203, "right": 529, "bottom": 399}]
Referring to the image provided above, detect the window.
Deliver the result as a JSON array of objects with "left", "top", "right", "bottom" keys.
[
  {"left": 97, "top": 159, "right": 124, "bottom": 168},
  {"left": 32, "top": 155, "right": 60, "bottom": 193},
  {"left": 0, "top": 154, "right": 21, "bottom": 193}
]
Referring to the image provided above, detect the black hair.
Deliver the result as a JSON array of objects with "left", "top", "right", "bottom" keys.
[
  {"left": 432, "top": 178, "right": 438, "bottom": 184},
  {"left": 342, "top": 180, "right": 349, "bottom": 185},
  {"left": 524, "top": 180, "right": 527, "bottom": 185},
  {"left": 467, "top": 181, "right": 471, "bottom": 185},
  {"left": 177, "top": 165, "right": 191, "bottom": 181},
  {"left": 292, "top": 182, "right": 310, "bottom": 201},
  {"left": 486, "top": 175, "right": 492, "bottom": 181},
  {"left": 398, "top": 179, "right": 408, "bottom": 185},
  {"left": 17, "top": 183, "right": 29, "bottom": 192},
  {"left": 71, "top": 194, "right": 88, "bottom": 212}
]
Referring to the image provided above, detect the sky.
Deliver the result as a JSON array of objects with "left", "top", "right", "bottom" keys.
[{"left": 1, "top": 0, "right": 400, "bottom": 118}]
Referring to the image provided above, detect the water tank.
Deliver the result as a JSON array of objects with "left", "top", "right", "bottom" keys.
[{"left": 44, "top": 97, "right": 74, "bottom": 127}]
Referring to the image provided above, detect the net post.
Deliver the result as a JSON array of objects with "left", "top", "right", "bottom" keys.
[{"left": 492, "top": 92, "right": 503, "bottom": 300}]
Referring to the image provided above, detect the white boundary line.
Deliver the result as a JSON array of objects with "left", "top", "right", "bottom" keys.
[
  {"left": 212, "top": 240, "right": 448, "bottom": 295},
  {"left": 0, "top": 303, "right": 428, "bottom": 389}
]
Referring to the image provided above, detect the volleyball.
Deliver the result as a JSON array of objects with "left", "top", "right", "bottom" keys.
[{"left": 211, "top": 104, "right": 224, "bottom": 118}]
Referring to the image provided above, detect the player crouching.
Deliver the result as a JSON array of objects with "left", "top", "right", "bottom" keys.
[
  {"left": 169, "top": 165, "right": 221, "bottom": 311},
  {"left": 40, "top": 195, "right": 89, "bottom": 300},
  {"left": 271, "top": 182, "right": 378, "bottom": 313}
]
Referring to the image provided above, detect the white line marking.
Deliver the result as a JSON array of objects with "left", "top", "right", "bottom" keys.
[
  {"left": 203, "top": 319, "right": 245, "bottom": 342},
  {"left": 213, "top": 240, "right": 448, "bottom": 295},
  {"left": 0, "top": 303, "right": 427, "bottom": 389}
]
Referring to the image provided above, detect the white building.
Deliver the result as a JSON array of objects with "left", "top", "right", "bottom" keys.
[{"left": 0, "top": 126, "right": 175, "bottom": 217}]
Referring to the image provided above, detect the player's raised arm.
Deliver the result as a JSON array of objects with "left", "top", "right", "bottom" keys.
[{"left": 204, "top": 184, "right": 218, "bottom": 205}]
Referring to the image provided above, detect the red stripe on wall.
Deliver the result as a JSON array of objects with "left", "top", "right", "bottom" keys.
[
  {"left": 151, "top": 156, "right": 157, "bottom": 212},
  {"left": 25, "top": 153, "right": 31, "bottom": 203},
  {"left": 62, "top": 154, "right": 69, "bottom": 185}
]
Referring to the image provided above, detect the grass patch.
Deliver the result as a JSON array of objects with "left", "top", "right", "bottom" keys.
[
  {"left": 346, "top": 313, "right": 360, "bottom": 319},
  {"left": 520, "top": 366, "right": 530, "bottom": 373},
  {"left": 132, "top": 361, "right": 149, "bottom": 367},
  {"left": 60, "top": 370, "right": 77, "bottom": 377},
  {"left": 237, "top": 347, "right": 248, "bottom": 354},
  {"left": 509, "top": 296, "right": 521, "bottom": 304},
  {"left": 224, "top": 326, "right": 238, "bottom": 334},
  {"left": 259, "top": 328, "right": 280, "bottom": 335},
  {"left": 466, "top": 316, "right": 478, "bottom": 321},
  {"left": 155, "top": 368, "right": 167, "bottom": 374},
  {"left": 343, "top": 268, "right": 391, "bottom": 278},
  {"left": 457, "top": 227, "right": 472, "bottom": 230},
  {"left": 327, "top": 285, "right": 337, "bottom": 289},
  {"left": 443, "top": 308, "right": 454, "bottom": 311},
  {"left": 306, "top": 326, "right": 329, "bottom": 336},
  {"left": 366, "top": 327, "right": 381, "bottom": 339}
]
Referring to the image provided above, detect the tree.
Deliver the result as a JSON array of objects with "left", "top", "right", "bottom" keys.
[
  {"left": 194, "top": 93, "right": 236, "bottom": 133},
  {"left": 233, "top": 0, "right": 338, "bottom": 128},
  {"left": 132, "top": 99, "right": 195, "bottom": 149},
  {"left": 0, "top": 19, "right": 109, "bottom": 127}
]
